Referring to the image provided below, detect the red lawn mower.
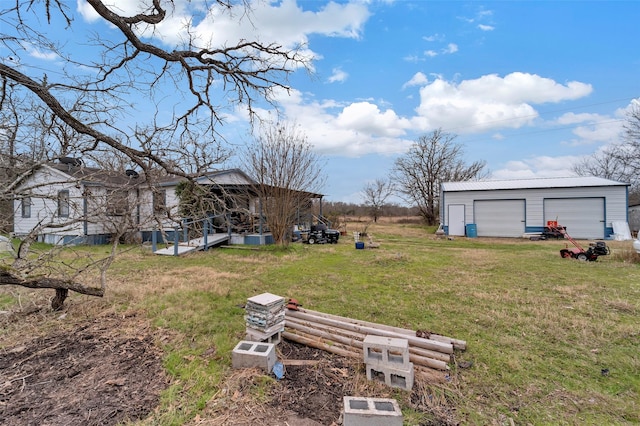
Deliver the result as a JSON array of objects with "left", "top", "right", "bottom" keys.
[{"left": 545, "top": 221, "right": 610, "bottom": 261}]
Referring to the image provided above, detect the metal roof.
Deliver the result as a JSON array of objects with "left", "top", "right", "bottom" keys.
[{"left": 441, "top": 176, "right": 629, "bottom": 192}]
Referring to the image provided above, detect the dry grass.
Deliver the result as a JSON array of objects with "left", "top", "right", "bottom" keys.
[{"left": 2, "top": 220, "right": 639, "bottom": 425}]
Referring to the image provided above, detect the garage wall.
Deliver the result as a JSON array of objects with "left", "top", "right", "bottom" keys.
[
  {"left": 442, "top": 184, "right": 628, "bottom": 238},
  {"left": 544, "top": 198, "right": 605, "bottom": 239}
]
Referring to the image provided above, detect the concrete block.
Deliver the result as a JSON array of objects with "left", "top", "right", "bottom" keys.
[
  {"left": 343, "top": 396, "right": 403, "bottom": 426},
  {"left": 363, "top": 335, "right": 410, "bottom": 368},
  {"left": 366, "top": 362, "right": 414, "bottom": 391},
  {"left": 231, "top": 341, "right": 276, "bottom": 373},
  {"left": 245, "top": 328, "right": 282, "bottom": 344}
]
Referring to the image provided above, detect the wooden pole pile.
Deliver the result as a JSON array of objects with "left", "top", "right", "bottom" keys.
[{"left": 283, "top": 307, "right": 467, "bottom": 381}]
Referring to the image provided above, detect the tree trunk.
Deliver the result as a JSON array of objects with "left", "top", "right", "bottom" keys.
[{"left": 52, "top": 288, "right": 68, "bottom": 311}]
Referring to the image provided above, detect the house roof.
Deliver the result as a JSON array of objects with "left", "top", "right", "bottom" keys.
[
  {"left": 16, "top": 163, "right": 325, "bottom": 198},
  {"left": 48, "top": 163, "right": 138, "bottom": 187},
  {"left": 441, "top": 176, "right": 629, "bottom": 192}
]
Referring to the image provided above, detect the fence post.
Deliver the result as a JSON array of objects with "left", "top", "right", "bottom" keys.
[
  {"left": 152, "top": 227, "right": 157, "bottom": 252},
  {"left": 174, "top": 226, "right": 179, "bottom": 256},
  {"left": 183, "top": 218, "right": 188, "bottom": 242},
  {"left": 203, "top": 219, "right": 208, "bottom": 250}
]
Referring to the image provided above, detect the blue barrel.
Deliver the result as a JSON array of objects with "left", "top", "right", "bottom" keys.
[
  {"left": 355, "top": 242, "right": 365, "bottom": 249},
  {"left": 465, "top": 224, "right": 477, "bottom": 238}
]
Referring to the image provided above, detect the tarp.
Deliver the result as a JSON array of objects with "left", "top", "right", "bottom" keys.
[{"left": 611, "top": 221, "right": 632, "bottom": 241}]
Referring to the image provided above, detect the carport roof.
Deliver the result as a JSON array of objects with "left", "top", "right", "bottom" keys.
[{"left": 442, "top": 176, "right": 629, "bottom": 192}]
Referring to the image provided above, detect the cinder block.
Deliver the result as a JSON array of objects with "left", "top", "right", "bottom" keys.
[
  {"left": 343, "top": 396, "right": 403, "bottom": 426},
  {"left": 363, "top": 335, "right": 410, "bottom": 368},
  {"left": 245, "top": 328, "right": 282, "bottom": 345},
  {"left": 231, "top": 341, "right": 276, "bottom": 373},
  {"left": 366, "top": 362, "right": 414, "bottom": 391}
]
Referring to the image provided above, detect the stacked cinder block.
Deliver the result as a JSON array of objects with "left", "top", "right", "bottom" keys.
[
  {"left": 231, "top": 341, "right": 276, "bottom": 373},
  {"left": 363, "top": 335, "right": 414, "bottom": 391},
  {"left": 343, "top": 396, "right": 403, "bottom": 426},
  {"left": 244, "top": 292, "right": 285, "bottom": 343}
]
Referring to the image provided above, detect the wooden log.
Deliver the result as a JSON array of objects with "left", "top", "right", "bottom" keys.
[
  {"left": 285, "top": 316, "right": 451, "bottom": 363},
  {"left": 286, "top": 309, "right": 454, "bottom": 354},
  {"left": 297, "top": 307, "right": 467, "bottom": 351},
  {"left": 284, "top": 324, "right": 450, "bottom": 371},
  {"left": 282, "top": 331, "right": 361, "bottom": 359},
  {"left": 281, "top": 359, "right": 321, "bottom": 366}
]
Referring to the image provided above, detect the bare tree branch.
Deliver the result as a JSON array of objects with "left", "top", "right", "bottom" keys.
[{"left": 391, "top": 129, "right": 488, "bottom": 225}]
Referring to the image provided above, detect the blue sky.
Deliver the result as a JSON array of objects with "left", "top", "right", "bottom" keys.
[{"left": 4, "top": 1, "right": 640, "bottom": 204}]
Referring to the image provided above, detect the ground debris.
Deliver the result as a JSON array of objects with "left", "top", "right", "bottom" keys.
[{"left": 0, "top": 313, "right": 167, "bottom": 426}]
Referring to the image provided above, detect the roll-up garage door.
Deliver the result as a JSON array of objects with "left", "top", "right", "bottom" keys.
[
  {"left": 544, "top": 198, "right": 604, "bottom": 239},
  {"left": 475, "top": 200, "right": 525, "bottom": 237}
]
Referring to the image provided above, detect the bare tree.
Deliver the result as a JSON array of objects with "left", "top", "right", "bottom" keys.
[
  {"left": 0, "top": 1, "right": 309, "bottom": 308},
  {"left": 243, "top": 122, "right": 325, "bottom": 246},
  {"left": 391, "top": 129, "right": 488, "bottom": 225},
  {"left": 361, "top": 178, "right": 394, "bottom": 222},
  {"left": 573, "top": 102, "right": 640, "bottom": 204}
]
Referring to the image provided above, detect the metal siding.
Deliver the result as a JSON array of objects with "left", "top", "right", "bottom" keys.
[
  {"left": 544, "top": 198, "right": 605, "bottom": 239},
  {"left": 475, "top": 200, "right": 525, "bottom": 237},
  {"left": 442, "top": 184, "right": 627, "bottom": 236},
  {"left": 442, "top": 177, "right": 627, "bottom": 192}
]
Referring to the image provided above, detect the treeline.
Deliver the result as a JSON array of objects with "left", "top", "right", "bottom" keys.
[{"left": 319, "top": 200, "right": 421, "bottom": 221}]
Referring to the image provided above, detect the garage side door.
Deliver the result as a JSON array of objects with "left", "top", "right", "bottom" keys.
[
  {"left": 544, "top": 198, "right": 604, "bottom": 239},
  {"left": 475, "top": 200, "right": 525, "bottom": 237}
]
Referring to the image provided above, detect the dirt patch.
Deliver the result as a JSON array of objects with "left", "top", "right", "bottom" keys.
[
  {"left": 1, "top": 311, "right": 459, "bottom": 425},
  {"left": 197, "top": 340, "right": 460, "bottom": 425},
  {"left": 0, "top": 312, "right": 168, "bottom": 426}
]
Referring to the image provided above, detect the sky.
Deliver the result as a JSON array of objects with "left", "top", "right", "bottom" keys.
[{"left": 4, "top": 1, "right": 640, "bottom": 204}]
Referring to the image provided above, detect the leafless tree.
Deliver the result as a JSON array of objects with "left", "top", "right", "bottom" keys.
[
  {"left": 573, "top": 102, "right": 640, "bottom": 204},
  {"left": 0, "top": 0, "right": 309, "bottom": 308},
  {"left": 391, "top": 129, "right": 488, "bottom": 225},
  {"left": 361, "top": 178, "right": 394, "bottom": 223},
  {"left": 243, "top": 122, "right": 325, "bottom": 246}
]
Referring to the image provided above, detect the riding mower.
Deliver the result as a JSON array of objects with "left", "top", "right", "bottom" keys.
[
  {"left": 546, "top": 221, "right": 610, "bottom": 261},
  {"left": 302, "top": 223, "right": 340, "bottom": 244}
]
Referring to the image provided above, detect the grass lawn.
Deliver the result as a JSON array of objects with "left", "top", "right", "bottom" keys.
[{"left": 1, "top": 221, "right": 639, "bottom": 425}]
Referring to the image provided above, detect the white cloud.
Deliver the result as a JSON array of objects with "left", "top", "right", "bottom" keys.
[
  {"left": 256, "top": 87, "right": 413, "bottom": 157},
  {"left": 328, "top": 68, "right": 348, "bottom": 83},
  {"left": 424, "top": 50, "right": 438, "bottom": 57},
  {"left": 402, "top": 72, "right": 428, "bottom": 89},
  {"left": 444, "top": 43, "right": 458, "bottom": 54},
  {"left": 413, "top": 72, "right": 592, "bottom": 132},
  {"left": 79, "top": 0, "right": 370, "bottom": 71},
  {"left": 240, "top": 71, "right": 600, "bottom": 159},
  {"left": 554, "top": 112, "right": 624, "bottom": 146},
  {"left": 478, "top": 24, "right": 494, "bottom": 31},
  {"left": 492, "top": 156, "right": 581, "bottom": 180},
  {"left": 423, "top": 33, "right": 444, "bottom": 42}
]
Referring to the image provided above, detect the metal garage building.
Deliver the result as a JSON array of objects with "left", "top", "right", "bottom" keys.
[{"left": 440, "top": 177, "right": 629, "bottom": 239}]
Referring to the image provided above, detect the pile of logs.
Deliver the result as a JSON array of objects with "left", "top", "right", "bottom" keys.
[{"left": 283, "top": 307, "right": 466, "bottom": 382}]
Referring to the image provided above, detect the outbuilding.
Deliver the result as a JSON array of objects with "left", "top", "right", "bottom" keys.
[{"left": 440, "top": 177, "right": 629, "bottom": 239}]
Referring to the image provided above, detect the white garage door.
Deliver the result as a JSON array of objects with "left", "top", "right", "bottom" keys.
[
  {"left": 475, "top": 200, "right": 525, "bottom": 237},
  {"left": 544, "top": 198, "right": 605, "bottom": 239}
]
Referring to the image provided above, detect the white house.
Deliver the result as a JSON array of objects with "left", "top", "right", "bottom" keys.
[
  {"left": 13, "top": 161, "right": 143, "bottom": 245},
  {"left": 12, "top": 161, "right": 322, "bottom": 247},
  {"left": 440, "top": 177, "right": 629, "bottom": 239}
]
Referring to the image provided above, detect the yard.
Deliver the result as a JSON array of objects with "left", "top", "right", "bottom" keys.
[{"left": 1, "top": 220, "right": 639, "bottom": 425}]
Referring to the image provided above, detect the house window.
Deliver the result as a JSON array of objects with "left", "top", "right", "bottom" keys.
[
  {"left": 106, "top": 190, "right": 129, "bottom": 216},
  {"left": 22, "top": 197, "right": 31, "bottom": 218},
  {"left": 153, "top": 190, "right": 167, "bottom": 215},
  {"left": 58, "top": 190, "right": 70, "bottom": 217}
]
